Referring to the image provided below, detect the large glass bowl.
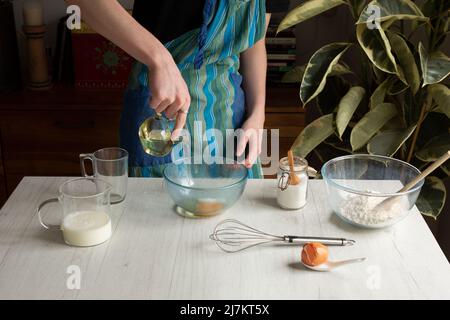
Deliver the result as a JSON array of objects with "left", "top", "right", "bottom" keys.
[
  {"left": 322, "top": 155, "right": 424, "bottom": 228},
  {"left": 163, "top": 159, "right": 248, "bottom": 218}
]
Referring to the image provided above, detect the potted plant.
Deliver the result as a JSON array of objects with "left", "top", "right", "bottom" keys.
[{"left": 279, "top": 0, "right": 449, "bottom": 219}]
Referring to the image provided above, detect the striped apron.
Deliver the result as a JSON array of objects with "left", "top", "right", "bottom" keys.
[{"left": 120, "top": 0, "right": 266, "bottom": 178}]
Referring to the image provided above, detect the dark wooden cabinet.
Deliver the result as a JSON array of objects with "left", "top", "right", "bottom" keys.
[
  {"left": 1, "top": 110, "right": 120, "bottom": 177},
  {"left": 0, "top": 86, "right": 304, "bottom": 206},
  {"left": 0, "top": 136, "right": 6, "bottom": 205}
]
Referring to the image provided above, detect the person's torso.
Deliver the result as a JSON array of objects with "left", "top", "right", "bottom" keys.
[{"left": 132, "top": 0, "right": 290, "bottom": 44}]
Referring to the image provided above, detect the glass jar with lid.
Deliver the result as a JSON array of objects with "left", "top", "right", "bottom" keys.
[{"left": 277, "top": 156, "right": 310, "bottom": 210}]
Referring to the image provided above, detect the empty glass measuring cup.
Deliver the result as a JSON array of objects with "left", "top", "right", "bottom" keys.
[{"left": 80, "top": 147, "right": 128, "bottom": 204}]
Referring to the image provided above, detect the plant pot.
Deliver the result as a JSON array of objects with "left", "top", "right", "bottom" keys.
[{"left": 0, "top": 1, "right": 22, "bottom": 92}]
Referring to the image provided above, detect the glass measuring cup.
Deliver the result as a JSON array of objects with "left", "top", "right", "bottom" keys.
[
  {"left": 138, "top": 113, "right": 183, "bottom": 157},
  {"left": 80, "top": 147, "right": 128, "bottom": 204},
  {"left": 37, "top": 177, "right": 113, "bottom": 247}
]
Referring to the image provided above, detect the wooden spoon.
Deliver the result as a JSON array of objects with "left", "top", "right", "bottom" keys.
[
  {"left": 375, "top": 150, "right": 450, "bottom": 211},
  {"left": 287, "top": 150, "right": 300, "bottom": 186},
  {"left": 398, "top": 150, "right": 450, "bottom": 193}
]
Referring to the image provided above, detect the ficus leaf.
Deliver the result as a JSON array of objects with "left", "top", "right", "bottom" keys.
[
  {"left": 429, "top": 84, "right": 450, "bottom": 118},
  {"left": 367, "top": 125, "right": 417, "bottom": 157},
  {"left": 330, "top": 63, "right": 354, "bottom": 76},
  {"left": 336, "top": 86, "right": 366, "bottom": 138},
  {"left": 421, "top": 0, "right": 450, "bottom": 19},
  {"left": 370, "top": 77, "right": 392, "bottom": 109},
  {"left": 350, "top": 103, "right": 398, "bottom": 151},
  {"left": 416, "top": 133, "right": 450, "bottom": 162},
  {"left": 441, "top": 162, "right": 450, "bottom": 176},
  {"left": 388, "top": 79, "right": 410, "bottom": 95},
  {"left": 324, "top": 139, "right": 353, "bottom": 154},
  {"left": 416, "top": 176, "right": 446, "bottom": 219},
  {"left": 281, "top": 63, "right": 352, "bottom": 84},
  {"left": 387, "top": 31, "right": 421, "bottom": 94},
  {"left": 419, "top": 43, "right": 450, "bottom": 86},
  {"left": 428, "top": 84, "right": 450, "bottom": 118},
  {"left": 291, "top": 114, "right": 335, "bottom": 158},
  {"left": 300, "top": 43, "right": 352, "bottom": 105},
  {"left": 281, "top": 65, "right": 306, "bottom": 83},
  {"left": 278, "top": 0, "right": 346, "bottom": 33},
  {"left": 356, "top": 24, "right": 398, "bottom": 75},
  {"left": 357, "top": 0, "right": 428, "bottom": 25}
]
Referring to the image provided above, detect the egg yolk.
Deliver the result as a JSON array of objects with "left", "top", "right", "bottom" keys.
[{"left": 301, "top": 242, "right": 329, "bottom": 266}]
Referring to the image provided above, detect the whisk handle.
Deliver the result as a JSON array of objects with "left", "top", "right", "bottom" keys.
[{"left": 283, "top": 236, "right": 355, "bottom": 246}]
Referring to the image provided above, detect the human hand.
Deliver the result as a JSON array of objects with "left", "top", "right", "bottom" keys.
[
  {"left": 236, "top": 113, "right": 265, "bottom": 169},
  {"left": 147, "top": 50, "right": 191, "bottom": 140}
]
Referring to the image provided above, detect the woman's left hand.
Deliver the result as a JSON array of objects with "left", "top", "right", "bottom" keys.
[{"left": 236, "top": 113, "right": 265, "bottom": 169}]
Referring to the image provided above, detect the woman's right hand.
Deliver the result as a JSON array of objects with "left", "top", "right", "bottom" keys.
[{"left": 147, "top": 49, "right": 191, "bottom": 140}]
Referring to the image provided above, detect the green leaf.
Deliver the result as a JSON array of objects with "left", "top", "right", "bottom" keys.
[
  {"left": 300, "top": 43, "right": 352, "bottom": 105},
  {"left": 388, "top": 78, "right": 410, "bottom": 95},
  {"left": 324, "top": 139, "right": 353, "bottom": 153},
  {"left": 291, "top": 114, "right": 335, "bottom": 158},
  {"left": 336, "top": 86, "right": 366, "bottom": 138},
  {"left": 441, "top": 161, "right": 450, "bottom": 176},
  {"left": 281, "top": 63, "right": 353, "bottom": 84},
  {"left": 330, "top": 63, "right": 354, "bottom": 76},
  {"left": 416, "top": 133, "right": 450, "bottom": 162},
  {"left": 351, "top": 0, "right": 369, "bottom": 16},
  {"left": 416, "top": 176, "right": 446, "bottom": 219},
  {"left": 357, "top": 0, "right": 428, "bottom": 25},
  {"left": 429, "top": 84, "right": 450, "bottom": 118},
  {"left": 419, "top": 43, "right": 450, "bottom": 86},
  {"left": 281, "top": 65, "right": 306, "bottom": 83},
  {"left": 357, "top": 24, "right": 398, "bottom": 74},
  {"left": 277, "top": 0, "right": 346, "bottom": 33},
  {"left": 421, "top": 0, "right": 450, "bottom": 19},
  {"left": 350, "top": 103, "right": 398, "bottom": 151},
  {"left": 387, "top": 31, "right": 421, "bottom": 94},
  {"left": 317, "top": 76, "right": 351, "bottom": 115},
  {"left": 367, "top": 125, "right": 416, "bottom": 156},
  {"left": 370, "top": 77, "right": 392, "bottom": 109},
  {"left": 372, "top": 64, "right": 387, "bottom": 84}
]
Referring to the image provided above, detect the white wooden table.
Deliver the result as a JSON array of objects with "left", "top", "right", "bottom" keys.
[{"left": 0, "top": 177, "right": 449, "bottom": 300}]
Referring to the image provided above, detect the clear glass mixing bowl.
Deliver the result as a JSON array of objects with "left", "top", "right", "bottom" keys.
[
  {"left": 163, "top": 159, "right": 248, "bottom": 218},
  {"left": 321, "top": 155, "right": 424, "bottom": 228}
]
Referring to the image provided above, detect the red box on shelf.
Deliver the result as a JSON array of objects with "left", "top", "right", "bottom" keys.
[{"left": 71, "top": 21, "right": 133, "bottom": 89}]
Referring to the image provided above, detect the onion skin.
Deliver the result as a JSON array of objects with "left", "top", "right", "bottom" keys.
[{"left": 301, "top": 243, "right": 329, "bottom": 266}]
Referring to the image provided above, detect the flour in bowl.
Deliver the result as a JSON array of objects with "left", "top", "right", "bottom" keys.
[{"left": 339, "top": 190, "right": 411, "bottom": 227}]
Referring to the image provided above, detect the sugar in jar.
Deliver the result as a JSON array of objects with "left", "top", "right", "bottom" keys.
[{"left": 277, "top": 156, "right": 309, "bottom": 210}]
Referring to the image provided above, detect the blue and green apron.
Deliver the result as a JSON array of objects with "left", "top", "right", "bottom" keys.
[{"left": 120, "top": 0, "right": 266, "bottom": 178}]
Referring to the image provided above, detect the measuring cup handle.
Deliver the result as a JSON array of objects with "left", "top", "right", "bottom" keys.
[
  {"left": 37, "top": 198, "right": 62, "bottom": 231},
  {"left": 80, "top": 153, "right": 95, "bottom": 177}
]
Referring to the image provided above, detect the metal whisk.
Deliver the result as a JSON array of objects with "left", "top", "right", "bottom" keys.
[{"left": 209, "top": 219, "right": 355, "bottom": 253}]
